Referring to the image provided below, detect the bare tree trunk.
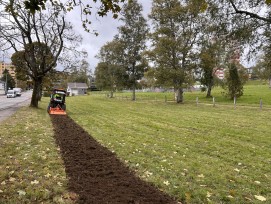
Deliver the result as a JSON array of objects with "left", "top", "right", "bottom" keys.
[
  {"left": 206, "top": 84, "right": 212, "bottom": 98},
  {"left": 132, "top": 64, "right": 136, "bottom": 101},
  {"left": 132, "top": 82, "right": 136, "bottom": 101},
  {"left": 269, "top": 77, "right": 271, "bottom": 88},
  {"left": 38, "top": 82, "right": 43, "bottom": 101},
  {"left": 175, "top": 87, "right": 183, "bottom": 103},
  {"left": 30, "top": 77, "right": 42, "bottom": 108}
]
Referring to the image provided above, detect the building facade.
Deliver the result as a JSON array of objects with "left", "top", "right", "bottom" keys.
[
  {"left": 0, "top": 80, "right": 5, "bottom": 94},
  {"left": 67, "top": 82, "right": 88, "bottom": 96},
  {"left": 213, "top": 39, "right": 242, "bottom": 80},
  {"left": 0, "top": 62, "right": 16, "bottom": 79}
]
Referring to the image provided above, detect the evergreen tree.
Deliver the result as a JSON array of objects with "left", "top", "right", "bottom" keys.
[
  {"left": 1, "top": 69, "right": 15, "bottom": 91},
  {"left": 199, "top": 42, "right": 222, "bottom": 98},
  {"left": 223, "top": 62, "right": 248, "bottom": 99}
]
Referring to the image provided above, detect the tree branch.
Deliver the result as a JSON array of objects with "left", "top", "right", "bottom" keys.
[{"left": 228, "top": 0, "right": 271, "bottom": 23}]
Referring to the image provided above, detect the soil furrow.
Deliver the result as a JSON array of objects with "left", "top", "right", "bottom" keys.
[{"left": 51, "top": 115, "right": 177, "bottom": 204}]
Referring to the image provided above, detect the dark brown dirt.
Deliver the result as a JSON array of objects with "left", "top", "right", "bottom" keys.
[{"left": 51, "top": 115, "right": 178, "bottom": 204}]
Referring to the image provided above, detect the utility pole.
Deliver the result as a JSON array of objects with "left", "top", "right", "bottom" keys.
[
  {"left": 2, "top": 53, "right": 7, "bottom": 94},
  {"left": 5, "top": 70, "right": 8, "bottom": 94}
]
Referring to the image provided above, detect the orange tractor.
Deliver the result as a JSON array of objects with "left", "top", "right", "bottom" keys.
[{"left": 47, "top": 89, "right": 67, "bottom": 115}]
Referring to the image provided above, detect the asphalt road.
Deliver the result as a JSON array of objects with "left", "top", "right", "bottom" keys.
[{"left": 0, "top": 90, "right": 32, "bottom": 123}]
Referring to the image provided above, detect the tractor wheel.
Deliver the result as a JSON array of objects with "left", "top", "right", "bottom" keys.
[{"left": 62, "top": 104, "right": 66, "bottom": 111}]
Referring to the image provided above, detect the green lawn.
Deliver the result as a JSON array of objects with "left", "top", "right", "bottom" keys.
[
  {"left": 1, "top": 82, "right": 271, "bottom": 203},
  {"left": 66, "top": 92, "right": 271, "bottom": 203},
  {"left": 93, "top": 81, "right": 271, "bottom": 107},
  {"left": 0, "top": 102, "right": 73, "bottom": 204}
]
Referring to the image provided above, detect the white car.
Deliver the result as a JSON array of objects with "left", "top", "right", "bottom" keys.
[
  {"left": 7, "top": 90, "right": 16, "bottom": 98},
  {"left": 13, "top": 88, "right": 22, "bottom": 96}
]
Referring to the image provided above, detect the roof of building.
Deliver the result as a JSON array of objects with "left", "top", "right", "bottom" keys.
[{"left": 67, "top": 82, "right": 88, "bottom": 89}]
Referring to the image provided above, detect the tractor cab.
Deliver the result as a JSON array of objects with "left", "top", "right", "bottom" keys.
[{"left": 47, "top": 89, "right": 67, "bottom": 115}]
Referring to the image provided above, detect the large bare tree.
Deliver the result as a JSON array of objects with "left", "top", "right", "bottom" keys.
[{"left": 0, "top": 0, "right": 80, "bottom": 107}]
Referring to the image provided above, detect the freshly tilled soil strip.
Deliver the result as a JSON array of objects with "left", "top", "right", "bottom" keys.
[{"left": 51, "top": 115, "right": 177, "bottom": 204}]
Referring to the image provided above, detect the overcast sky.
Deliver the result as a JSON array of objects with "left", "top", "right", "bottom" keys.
[
  {"left": 2, "top": 1, "right": 253, "bottom": 70},
  {"left": 66, "top": 0, "right": 152, "bottom": 73}
]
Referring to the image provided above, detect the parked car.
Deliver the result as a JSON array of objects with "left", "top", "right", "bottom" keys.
[
  {"left": 7, "top": 90, "right": 16, "bottom": 98},
  {"left": 13, "top": 88, "right": 22, "bottom": 96}
]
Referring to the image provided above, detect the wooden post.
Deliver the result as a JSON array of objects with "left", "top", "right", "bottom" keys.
[
  {"left": 234, "top": 96, "right": 236, "bottom": 109},
  {"left": 213, "top": 97, "right": 215, "bottom": 107},
  {"left": 165, "top": 95, "right": 167, "bottom": 103},
  {"left": 196, "top": 97, "right": 199, "bottom": 106},
  {"left": 260, "top": 98, "right": 263, "bottom": 110}
]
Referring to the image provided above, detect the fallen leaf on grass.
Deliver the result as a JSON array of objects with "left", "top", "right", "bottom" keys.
[
  {"left": 234, "top": 168, "right": 240, "bottom": 172},
  {"left": 44, "top": 173, "right": 51, "bottom": 178},
  {"left": 144, "top": 171, "right": 153, "bottom": 177},
  {"left": 31, "top": 180, "right": 39, "bottom": 185},
  {"left": 198, "top": 174, "right": 205, "bottom": 178},
  {"left": 163, "top": 181, "right": 170, "bottom": 186},
  {"left": 17, "top": 190, "right": 26, "bottom": 196},
  {"left": 1, "top": 181, "right": 6, "bottom": 185},
  {"left": 206, "top": 191, "right": 212, "bottom": 198},
  {"left": 254, "top": 181, "right": 261, "bottom": 184},
  {"left": 244, "top": 196, "right": 252, "bottom": 201},
  {"left": 0, "top": 190, "right": 3, "bottom": 193},
  {"left": 185, "top": 192, "right": 191, "bottom": 202},
  {"left": 9, "top": 177, "right": 16, "bottom": 182},
  {"left": 62, "top": 192, "right": 78, "bottom": 200},
  {"left": 254, "top": 195, "right": 266, "bottom": 201},
  {"left": 57, "top": 182, "right": 63, "bottom": 186},
  {"left": 227, "top": 195, "right": 234, "bottom": 199}
]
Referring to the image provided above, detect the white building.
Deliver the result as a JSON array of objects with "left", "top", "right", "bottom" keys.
[
  {"left": 67, "top": 83, "right": 88, "bottom": 96},
  {"left": 0, "top": 80, "right": 6, "bottom": 94}
]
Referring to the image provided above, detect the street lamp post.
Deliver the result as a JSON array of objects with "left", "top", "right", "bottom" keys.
[
  {"left": 5, "top": 71, "right": 7, "bottom": 94},
  {"left": 2, "top": 53, "right": 8, "bottom": 94}
]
